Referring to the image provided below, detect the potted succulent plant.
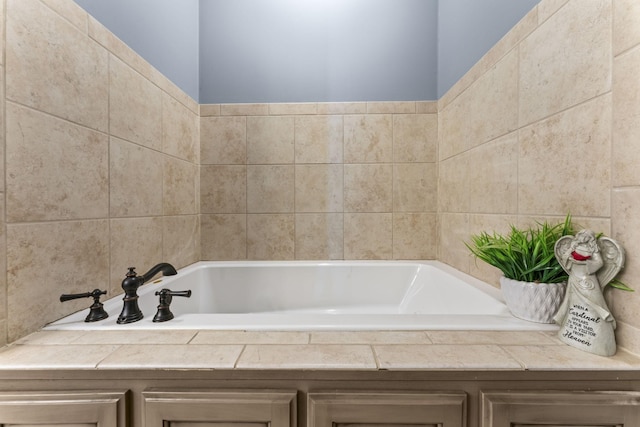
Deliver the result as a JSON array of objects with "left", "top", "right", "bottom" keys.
[{"left": 466, "top": 215, "right": 632, "bottom": 323}]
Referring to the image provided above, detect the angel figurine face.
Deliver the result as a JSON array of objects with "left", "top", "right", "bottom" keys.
[{"left": 570, "top": 230, "right": 598, "bottom": 261}]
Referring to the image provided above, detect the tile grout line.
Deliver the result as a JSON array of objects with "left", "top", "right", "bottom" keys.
[
  {"left": 498, "top": 345, "right": 528, "bottom": 371},
  {"left": 233, "top": 344, "right": 248, "bottom": 369},
  {"left": 369, "top": 344, "right": 384, "bottom": 370}
]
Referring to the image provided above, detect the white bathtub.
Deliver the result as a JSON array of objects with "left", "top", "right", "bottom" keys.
[{"left": 46, "top": 261, "right": 558, "bottom": 331}]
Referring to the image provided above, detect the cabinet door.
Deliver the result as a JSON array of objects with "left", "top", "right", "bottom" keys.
[
  {"left": 482, "top": 390, "right": 640, "bottom": 427},
  {"left": 0, "top": 390, "right": 127, "bottom": 426},
  {"left": 308, "top": 391, "right": 467, "bottom": 427},
  {"left": 143, "top": 389, "right": 297, "bottom": 427}
]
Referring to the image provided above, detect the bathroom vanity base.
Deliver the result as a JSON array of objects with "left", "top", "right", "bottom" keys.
[{"left": 0, "top": 370, "right": 639, "bottom": 427}]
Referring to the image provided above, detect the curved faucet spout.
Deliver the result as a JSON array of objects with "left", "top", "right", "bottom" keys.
[
  {"left": 142, "top": 262, "right": 178, "bottom": 283},
  {"left": 116, "top": 262, "right": 178, "bottom": 324}
]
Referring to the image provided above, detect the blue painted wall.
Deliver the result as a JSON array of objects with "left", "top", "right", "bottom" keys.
[
  {"left": 74, "top": 0, "right": 200, "bottom": 101},
  {"left": 437, "top": 0, "right": 540, "bottom": 98},
  {"left": 74, "top": 0, "right": 540, "bottom": 103},
  {"left": 199, "top": 0, "right": 438, "bottom": 103}
]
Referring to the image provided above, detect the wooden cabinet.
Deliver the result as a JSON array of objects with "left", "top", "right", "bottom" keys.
[
  {"left": 308, "top": 391, "right": 467, "bottom": 427},
  {"left": 142, "top": 389, "right": 297, "bottom": 427},
  {"left": 1, "top": 375, "right": 639, "bottom": 427},
  {"left": 0, "top": 390, "right": 127, "bottom": 426},
  {"left": 481, "top": 390, "right": 640, "bottom": 427}
]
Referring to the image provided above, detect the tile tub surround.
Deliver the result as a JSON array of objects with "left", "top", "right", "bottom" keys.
[
  {"left": 2, "top": 0, "right": 640, "bottom": 360},
  {"left": 1, "top": 330, "right": 639, "bottom": 427},
  {"left": 1, "top": 329, "right": 639, "bottom": 371},
  {"left": 437, "top": 0, "right": 640, "bottom": 356},
  {"left": 200, "top": 101, "right": 438, "bottom": 262},
  {"left": 2, "top": 0, "right": 200, "bottom": 344}
]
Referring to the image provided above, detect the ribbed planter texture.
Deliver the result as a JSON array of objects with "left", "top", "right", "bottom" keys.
[{"left": 499, "top": 276, "right": 567, "bottom": 323}]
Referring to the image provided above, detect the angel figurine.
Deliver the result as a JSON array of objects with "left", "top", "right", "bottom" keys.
[{"left": 553, "top": 230, "right": 625, "bottom": 356}]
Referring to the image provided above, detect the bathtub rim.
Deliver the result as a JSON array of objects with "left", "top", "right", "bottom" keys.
[{"left": 45, "top": 260, "right": 559, "bottom": 332}]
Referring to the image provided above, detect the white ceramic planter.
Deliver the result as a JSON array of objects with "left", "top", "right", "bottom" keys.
[{"left": 499, "top": 276, "right": 567, "bottom": 324}]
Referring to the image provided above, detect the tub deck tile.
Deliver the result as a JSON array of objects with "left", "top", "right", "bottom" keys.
[
  {"left": 502, "top": 345, "right": 640, "bottom": 370},
  {"left": 426, "top": 331, "right": 560, "bottom": 346},
  {"left": 71, "top": 330, "right": 198, "bottom": 345},
  {"left": 0, "top": 344, "right": 121, "bottom": 369},
  {"left": 310, "top": 331, "right": 432, "bottom": 345},
  {"left": 236, "top": 344, "right": 377, "bottom": 370},
  {"left": 373, "top": 344, "right": 524, "bottom": 370},
  {"left": 191, "top": 331, "right": 310, "bottom": 345},
  {"left": 96, "top": 344, "right": 244, "bottom": 369},
  {"left": 13, "top": 330, "right": 90, "bottom": 345},
  {"left": 3, "top": 330, "right": 640, "bottom": 371}
]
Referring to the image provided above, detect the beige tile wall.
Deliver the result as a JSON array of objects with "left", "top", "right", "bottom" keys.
[
  {"left": 438, "top": 0, "right": 640, "bottom": 353},
  {"left": 0, "top": 0, "right": 4, "bottom": 347},
  {"left": 2, "top": 0, "right": 640, "bottom": 356},
  {"left": 611, "top": 0, "right": 640, "bottom": 355},
  {"left": 200, "top": 102, "right": 438, "bottom": 261},
  {"left": 1, "top": 0, "right": 200, "bottom": 343}
]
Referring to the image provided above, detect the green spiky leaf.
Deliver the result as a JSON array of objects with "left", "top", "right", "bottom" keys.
[{"left": 465, "top": 214, "right": 632, "bottom": 291}]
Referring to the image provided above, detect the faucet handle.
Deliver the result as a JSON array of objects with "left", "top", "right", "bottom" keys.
[
  {"left": 60, "top": 288, "right": 106, "bottom": 302},
  {"left": 153, "top": 289, "right": 192, "bottom": 322},
  {"left": 60, "top": 289, "right": 108, "bottom": 322}
]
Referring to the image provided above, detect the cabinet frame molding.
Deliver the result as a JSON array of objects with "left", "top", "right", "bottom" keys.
[
  {"left": 0, "top": 389, "right": 128, "bottom": 426},
  {"left": 143, "top": 389, "right": 297, "bottom": 427},
  {"left": 481, "top": 390, "right": 640, "bottom": 426},
  {"left": 308, "top": 390, "right": 467, "bottom": 427}
]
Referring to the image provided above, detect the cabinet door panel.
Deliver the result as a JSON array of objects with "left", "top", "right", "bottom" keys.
[
  {"left": 6, "top": 425, "right": 93, "bottom": 427},
  {"left": 482, "top": 390, "right": 640, "bottom": 427},
  {"left": 308, "top": 391, "right": 467, "bottom": 427},
  {"left": 336, "top": 423, "right": 438, "bottom": 427},
  {"left": 143, "top": 390, "right": 296, "bottom": 427},
  {"left": 516, "top": 425, "right": 613, "bottom": 427},
  {"left": 170, "top": 424, "right": 266, "bottom": 427},
  {"left": 0, "top": 390, "right": 127, "bottom": 426}
]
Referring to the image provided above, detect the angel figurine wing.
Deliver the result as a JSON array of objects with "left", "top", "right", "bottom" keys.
[
  {"left": 554, "top": 235, "right": 574, "bottom": 275},
  {"left": 596, "top": 237, "right": 625, "bottom": 287}
]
